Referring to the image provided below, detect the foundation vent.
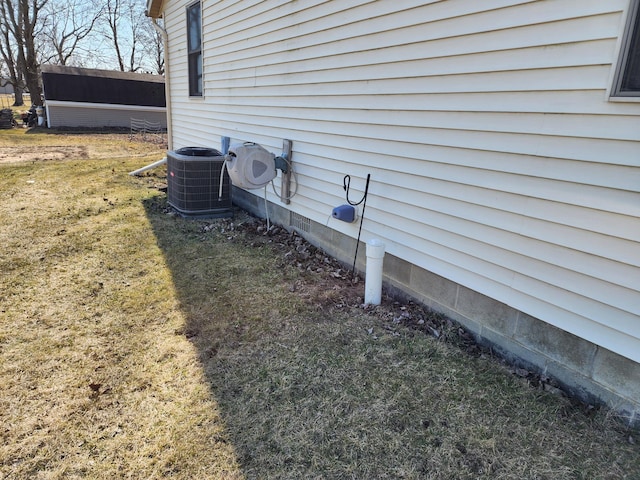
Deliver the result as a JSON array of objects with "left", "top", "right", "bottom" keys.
[{"left": 290, "top": 211, "right": 311, "bottom": 233}]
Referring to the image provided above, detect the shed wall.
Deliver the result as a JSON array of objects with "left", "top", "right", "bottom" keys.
[{"left": 45, "top": 102, "right": 167, "bottom": 129}]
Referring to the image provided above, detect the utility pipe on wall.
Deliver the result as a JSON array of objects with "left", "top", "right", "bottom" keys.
[
  {"left": 151, "top": 17, "right": 173, "bottom": 152},
  {"left": 365, "top": 239, "right": 385, "bottom": 305}
]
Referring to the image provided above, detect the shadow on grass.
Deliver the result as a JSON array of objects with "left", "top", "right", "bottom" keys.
[{"left": 143, "top": 194, "right": 639, "bottom": 480}]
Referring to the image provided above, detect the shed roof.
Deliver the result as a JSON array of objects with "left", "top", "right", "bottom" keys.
[
  {"left": 40, "top": 65, "right": 164, "bottom": 83},
  {"left": 41, "top": 65, "right": 165, "bottom": 108}
]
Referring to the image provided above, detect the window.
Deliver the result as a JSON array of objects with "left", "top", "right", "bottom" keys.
[
  {"left": 187, "top": 1, "right": 202, "bottom": 97},
  {"left": 613, "top": 0, "right": 640, "bottom": 96}
]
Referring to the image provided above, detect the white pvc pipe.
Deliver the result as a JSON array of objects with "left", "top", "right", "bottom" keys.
[
  {"left": 128, "top": 157, "right": 167, "bottom": 176},
  {"left": 365, "top": 239, "right": 385, "bottom": 305},
  {"left": 151, "top": 18, "right": 173, "bottom": 152}
]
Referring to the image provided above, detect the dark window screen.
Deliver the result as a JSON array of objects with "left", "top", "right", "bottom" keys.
[{"left": 620, "top": 6, "right": 640, "bottom": 92}]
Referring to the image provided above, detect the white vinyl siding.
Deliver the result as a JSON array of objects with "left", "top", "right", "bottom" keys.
[{"left": 163, "top": 0, "right": 640, "bottom": 362}]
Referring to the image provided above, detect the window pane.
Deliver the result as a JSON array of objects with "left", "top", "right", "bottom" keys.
[
  {"left": 187, "top": 3, "right": 201, "bottom": 53},
  {"left": 187, "top": 2, "right": 202, "bottom": 97},
  {"left": 189, "top": 52, "right": 202, "bottom": 96},
  {"left": 621, "top": 8, "right": 640, "bottom": 92}
]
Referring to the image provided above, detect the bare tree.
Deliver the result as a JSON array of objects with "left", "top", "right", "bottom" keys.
[
  {"left": 0, "top": 27, "right": 25, "bottom": 105},
  {"left": 0, "top": 1, "right": 24, "bottom": 105},
  {"left": 103, "top": 0, "right": 124, "bottom": 71},
  {"left": 100, "top": 0, "right": 157, "bottom": 73},
  {"left": 125, "top": 0, "right": 142, "bottom": 72},
  {"left": 0, "top": 0, "right": 48, "bottom": 106},
  {"left": 142, "top": 17, "right": 164, "bottom": 75},
  {"left": 39, "top": 0, "right": 102, "bottom": 66}
]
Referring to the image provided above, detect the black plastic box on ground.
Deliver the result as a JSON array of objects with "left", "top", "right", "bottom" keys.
[{"left": 167, "top": 147, "right": 232, "bottom": 218}]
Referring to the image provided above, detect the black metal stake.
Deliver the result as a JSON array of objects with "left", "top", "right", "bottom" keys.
[{"left": 350, "top": 173, "right": 371, "bottom": 277}]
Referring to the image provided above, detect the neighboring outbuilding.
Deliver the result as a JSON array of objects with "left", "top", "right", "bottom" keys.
[
  {"left": 40, "top": 65, "right": 167, "bottom": 129},
  {"left": 146, "top": 0, "right": 640, "bottom": 424},
  {"left": 0, "top": 80, "right": 14, "bottom": 95}
]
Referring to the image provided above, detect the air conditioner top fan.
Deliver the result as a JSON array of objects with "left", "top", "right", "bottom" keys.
[
  {"left": 226, "top": 142, "right": 277, "bottom": 189},
  {"left": 175, "top": 146, "right": 222, "bottom": 157}
]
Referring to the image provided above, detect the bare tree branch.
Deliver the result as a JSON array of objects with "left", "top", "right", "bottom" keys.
[
  {"left": 99, "top": 0, "right": 159, "bottom": 73},
  {"left": 40, "top": 0, "right": 102, "bottom": 66},
  {"left": 104, "top": 0, "right": 124, "bottom": 71}
]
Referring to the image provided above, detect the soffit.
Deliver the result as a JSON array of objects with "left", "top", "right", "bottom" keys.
[{"left": 146, "top": 0, "right": 164, "bottom": 18}]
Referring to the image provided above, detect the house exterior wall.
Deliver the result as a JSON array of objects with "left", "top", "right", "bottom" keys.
[
  {"left": 45, "top": 101, "right": 167, "bottom": 129},
  {"left": 159, "top": 0, "right": 640, "bottom": 423}
]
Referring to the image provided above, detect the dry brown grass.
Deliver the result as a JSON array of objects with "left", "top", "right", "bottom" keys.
[
  {"left": 0, "top": 126, "right": 165, "bottom": 163},
  {"left": 0, "top": 94, "right": 17, "bottom": 110},
  {"left": 0, "top": 129, "right": 638, "bottom": 479}
]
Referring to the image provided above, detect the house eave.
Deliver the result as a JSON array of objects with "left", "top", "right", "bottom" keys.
[{"left": 146, "top": 0, "right": 164, "bottom": 18}]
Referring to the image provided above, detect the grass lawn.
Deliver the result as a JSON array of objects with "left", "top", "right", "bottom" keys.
[{"left": 0, "top": 129, "right": 638, "bottom": 479}]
